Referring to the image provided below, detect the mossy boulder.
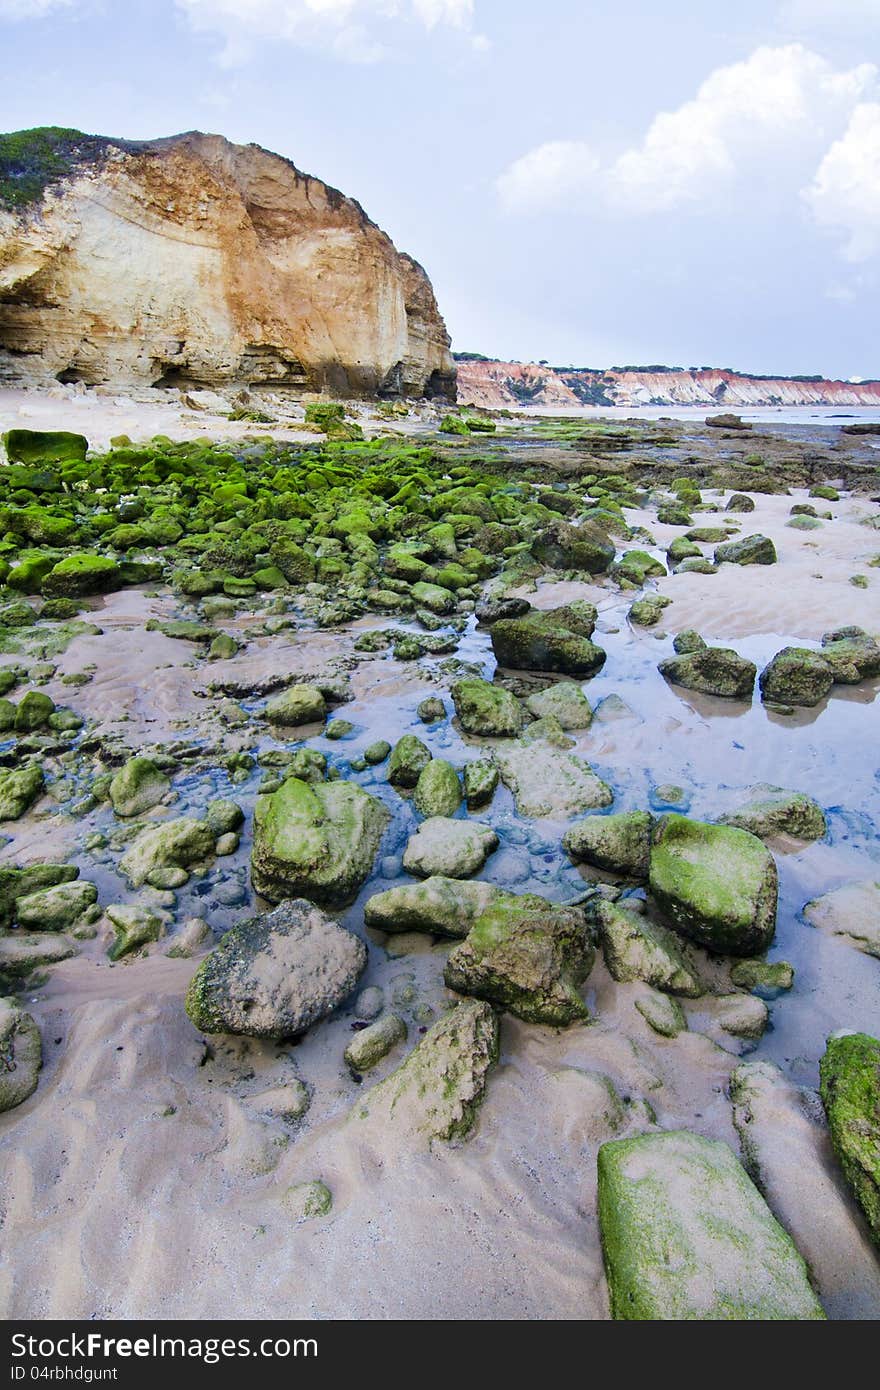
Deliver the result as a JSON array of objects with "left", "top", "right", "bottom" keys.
[
  {"left": 819, "top": 1032, "right": 880, "bottom": 1245},
  {"left": 0, "top": 764, "right": 44, "bottom": 821},
  {"left": 413, "top": 759, "right": 462, "bottom": 818},
  {"left": 411, "top": 580, "right": 456, "bottom": 615},
  {"left": 659, "top": 647, "right": 756, "bottom": 700},
  {"left": 649, "top": 814, "right": 777, "bottom": 956},
  {"left": 613, "top": 549, "right": 666, "bottom": 585},
  {"left": 14, "top": 690, "right": 55, "bottom": 731},
  {"left": 598, "top": 1130, "right": 825, "bottom": 1319},
  {"left": 185, "top": 898, "right": 366, "bottom": 1040},
  {"left": 364, "top": 876, "right": 501, "bottom": 938},
  {"left": 119, "top": 817, "right": 216, "bottom": 888},
  {"left": 490, "top": 605, "right": 606, "bottom": 676},
  {"left": 726, "top": 493, "right": 755, "bottom": 512},
  {"left": 494, "top": 737, "right": 613, "bottom": 819},
  {"left": 344, "top": 1013, "right": 407, "bottom": 1073},
  {"left": 42, "top": 553, "right": 122, "bottom": 597},
  {"left": 714, "top": 534, "right": 777, "bottom": 566},
  {"left": 0, "top": 999, "right": 41, "bottom": 1113},
  {"left": 450, "top": 678, "right": 525, "bottom": 737},
  {"left": 0, "top": 861, "right": 78, "bottom": 929},
  {"left": 532, "top": 519, "right": 614, "bottom": 574},
  {"left": 629, "top": 594, "right": 671, "bottom": 627},
  {"left": 105, "top": 903, "right": 164, "bottom": 960},
  {"left": 595, "top": 901, "right": 702, "bottom": 996},
  {"left": 720, "top": 787, "right": 826, "bottom": 842},
  {"left": 402, "top": 817, "right": 498, "bottom": 879},
  {"left": 251, "top": 777, "right": 389, "bottom": 906},
  {"left": 3, "top": 428, "right": 87, "bottom": 465},
  {"left": 445, "top": 892, "right": 594, "bottom": 1026},
  {"left": 109, "top": 756, "right": 170, "bottom": 818},
  {"left": 15, "top": 880, "right": 97, "bottom": 932},
  {"left": 463, "top": 759, "right": 499, "bottom": 809},
  {"left": 525, "top": 681, "right": 593, "bottom": 729},
  {"left": 387, "top": 734, "right": 432, "bottom": 788},
  {"left": 759, "top": 647, "right": 834, "bottom": 707},
  {"left": 264, "top": 683, "right": 326, "bottom": 727},
  {"left": 563, "top": 810, "right": 653, "bottom": 879},
  {"left": 819, "top": 628, "right": 880, "bottom": 683},
  {"left": 353, "top": 998, "right": 499, "bottom": 1145}
]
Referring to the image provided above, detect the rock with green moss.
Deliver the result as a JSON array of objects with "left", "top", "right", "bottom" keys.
[
  {"left": 15, "top": 880, "right": 97, "bottom": 932},
  {"left": 563, "top": 810, "right": 652, "bottom": 879},
  {"left": 42, "top": 553, "right": 122, "bottom": 597},
  {"left": 613, "top": 549, "right": 666, "bottom": 585},
  {"left": 759, "top": 647, "right": 834, "bottom": 706},
  {"left": 413, "top": 759, "right": 461, "bottom": 818},
  {"left": 411, "top": 580, "right": 456, "bottom": 615},
  {"left": 0, "top": 861, "right": 78, "bottom": 929},
  {"left": 491, "top": 605, "right": 606, "bottom": 676},
  {"left": 264, "top": 683, "right": 326, "bottom": 727},
  {"left": 463, "top": 759, "right": 498, "bottom": 810},
  {"left": 13, "top": 690, "right": 55, "bottom": 731},
  {"left": 251, "top": 777, "right": 389, "bottom": 906},
  {"left": 0, "top": 998, "right": 41, "bottom": 1113},
  {"left": 402, "top": 817, "right": 498, "bottom": 879},
  {"left": 109, "top": 756, "right": 170, "bottom": 818},
  {"left": 596, "top": 901, "right": 702, "bottom": 996},
  {"left": 659, "top": 647, "right": 756, "bottom": 700},
  {"left": 344, "top": 1013, "right": 407, "bottom": 1073},
  {"left": 525, "top": 681, "right": 593, "bottom": 729},
  {"left": 729, "top": 958, "right": 794, "bottom": 994},
  {"left": 726, "top": 493, "right": 755, "bottom": 513},
  {"left": 283, "top": 1180, "right": 333, "bottom": 1221},
  {"left": 714, "top": 534, "right": 777, "bottom": 566},
  {"left": 0, "top": 931, "right": 77, "bottom": 977},
  {"left": 105, "top": 902, "right": 164, "bottom": 960},
  {"left": 364, "top": 876, "right": 502, "bottom": 937},
  {"left": 2, "top": 428, "right": 87, "bottom": 465},
  {"left": 0, "top": 764, "right": 44, "bottom": 821},
  {"left": 494, "top": 737, "right": 613, "bottom": 819},
  {"left": 532, "top": 519, "right": 614, "bottom": 574},
  {"left": 445, "top": 892, "right": 594, "bottom": 1026},
  {"left": 352, "top": 998, "right": 499, "bottom": 1145},
  {"left": 720, "top": 787, "right": 826, "bottom": 842},
  {"left": 649, "top": 814, "right": 777, "bottom": 956},
  {"left": 186, "top": 898, "right": 366, "bottom": 1039},
  {"left": 119, "top": 817, "right": 216, "bottom": 888},
  {"left": 819, "top": 1032, "right": 880, "bottom": 1245},
  {"left": 363, "top": 739, "right": 391, "bottom": 765},
  {"left": 819, "top": 627, "right": 880, "bottom": 683},
  {"left": 635, "top": 990, "right": 687, "bottom": 1037},
  {"left": 450, "top": 677, "right": 524, "bottom": 737},
  {"left": 205, "top": 799, "right": 244, "bottom": 837},
  {"left": 629, "top": 594, "right": 671, "bottom": 627},
  {"left": 387, "top": 734, "right": 432, "bottom": 788},
  {"left": 597, "top": 1130, "right": 825, "bottom": 1319}
]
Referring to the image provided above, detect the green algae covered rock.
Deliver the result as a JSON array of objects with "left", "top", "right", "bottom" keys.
[
  {"left": 353, "top": 998, "right": 499, "bottom": 1145},
  {"left": 0, "top": 998, "right": 41, "bottom": 1113},
  {"left": 613, "top": 549, "right": 666, "bottom": 586},
  {"left": 402, "top": 817, "right": 498, "bottom": 879},
  {"left": 413, "top": 759, "right": 461, "bottom": 818},
  {"left": 109, "top": 756, "right": 170, "bottom": 818},
  {"left": 563, "top": 810, "right": 652, "bottom": 879},
  {"left": 445, "top": 892, "right": 594, "bottom": 1026},
  {"left": 532, "top": 519, "right": 614, "bottom": 574},
  {"left": 635, "top": 990, "right": 687, "bottom": 1037},
  {"left": 364, "top": 876, "right": 501, "bottom": 938},
  {"left": 387, "top": 734, "right": 431, "bottom": 788},
  {"left": 463, "top": 759, "right": 499, "bottom": 809},
  {"left": 729, "top": 958, "right": 794, "bottom": 994},
  {"left": 759, "top": 647, "right": 834, "bottom": 707},
  {"left": 119, "top": 817, "right": 216, "bottom": 888},
  {"left": 344, "top": 1013, "right": 407, "bottom": 1073},
  {"left": 264, "top": 683, "right": 326, "bottom": 727},
  {"left": 251, "top": 776, "right": 389, "bottom": 906},
  {"left": 713, "top": 534, "right": 777, "bottom": 566},
  {"left": 0, "top": 931, "right": 77, "bottom": 978},
  {"left": 450, "top": 677, "right": 524, "bottom": 737},
  {"left": 819, "top": 1032, "right": 880, "bottom": 1245},
  {"left": 598, "top": 1130, "right": 825, "bottom": 1320},
  {"left": 0, "top": 861, "right": 78, "bottom": 929},
  {"left": 15, "top": 880, "right": 97, "bottom": 932},
  {"left": 13, "top": 690, "right": 55, "bottom": 731},
  {"left": 819, "top": 628, "right": 880, "bottom": 684},
  {"left": 595, "top": 901, "right": 702, "bottom": 996},
  {"left": 525, "top": 681, "right": 593, "bottom": 729},
  {"left": 720, "top": 787, "right": 826, "bottom": 842},
  {"left": 186, "top": 898, "right": 366, "bottom": 1040},
  {"left": 3, "top": 428, "right": 87, "bottom": 465},
  {"left": 494, "top": 737, "right": 613, "bottom": 819},
  {"left": 0, "top": 764, "right": 44, "bottom": 821},
  {"left": 649, "top": 814, "right": 777, "bottom": 956},
  {"left": 659, "top": 647, "right": 757, "bottom": 700},
  {"left": 490, "top": 605, "right": 606, "bottom": 676},
  {"left": 283, "top": 1180, "right": 333, "bottom": 1222},
  {"left": 42, "top": 553, "right": 121, "bottom": 597},
  {"left": 628, "top": 594, "right": 671, "bottom": 627},
  {"left": 105, "top": 902, "right": 164, "bottom": 960}
]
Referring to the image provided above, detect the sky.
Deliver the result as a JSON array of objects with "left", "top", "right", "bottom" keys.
[{"left": 1, "top": 0, "right": 878, "bottom": 378}]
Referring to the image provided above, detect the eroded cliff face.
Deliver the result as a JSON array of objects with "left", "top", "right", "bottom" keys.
[
  {"left": 0, "top": 130, "right": 456, "bottom": 400},
  {"left": 456, "top": 359, "right": 880, "bottom": 410}
]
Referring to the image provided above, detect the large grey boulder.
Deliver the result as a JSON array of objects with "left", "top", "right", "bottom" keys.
[
  {"left": 185, "top": 899, "right": 367, "bottom": 1039},
  {"left": 494, "top": 737, "right": 613, "bottom": 818}
]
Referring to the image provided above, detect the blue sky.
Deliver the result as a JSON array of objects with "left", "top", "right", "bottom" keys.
[{"left": 1, "top": 0, "right": 878, "bottom": 377}]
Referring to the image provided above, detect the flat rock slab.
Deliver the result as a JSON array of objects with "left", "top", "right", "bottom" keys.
[
  {"left": 598, "top": 1130, "right": 825, "bottom": 1320},
  {"left": 803, "top": 880, "right": 880, "bottom": 958},
  {"left": 185, "top": 898, "right": 367, "bottom": 1040},
  {"left": 494, "top": 738, "right": 613, "bottom": 819},
  {"left": 364, "top": 877, "right": 502, "bottom": 937},
  {"left": 402, "top": 817, "right": 498, "bottom": 879}
]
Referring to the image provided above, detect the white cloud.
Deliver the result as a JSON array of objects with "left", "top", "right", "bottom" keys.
[
  {"left": 497, "top": 44, "right": 879, "bottom": 254},
  {"left": 0, "top": 0, "right": 73, "bottom": 17},
  {"left": 805, "top": 102, "right": 880, "bottom": 260},
  {"left": 496, "top": 140, "right": 600, "bottom": 212},
  {"left": 175, "top": 0, "right": 477, "bottom": 64}
]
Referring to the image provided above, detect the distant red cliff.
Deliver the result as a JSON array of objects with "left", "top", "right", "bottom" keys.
[{"left": 455, "top": 357, "right": 880, "bottom": 410}]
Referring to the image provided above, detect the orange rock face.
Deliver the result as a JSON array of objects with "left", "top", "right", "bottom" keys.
[{"left": 0, "top": 131, "right": 455, "bottom": 400}]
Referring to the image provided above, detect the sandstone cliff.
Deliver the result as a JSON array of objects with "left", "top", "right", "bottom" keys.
[
  {"left": 456, "top": 358, "right": 880, "bottom": 411},
  {"left": 0, "top": 128, "right": 455, "bottom": 400}
]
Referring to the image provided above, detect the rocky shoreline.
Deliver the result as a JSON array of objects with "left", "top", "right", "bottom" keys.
[{"left": 0, "top": 402, "right": 878, "bottom": 1318}]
